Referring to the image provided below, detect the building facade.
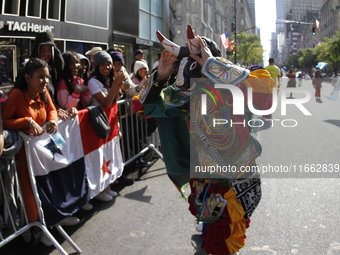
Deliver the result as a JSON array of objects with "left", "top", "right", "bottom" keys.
[
  {"left": 169, "top": 0, "right": 255, "bottom": 61},
  {"left": 0, "top": 0, "right": 257, "bottom": 90},
  {"left": 0, "top": 0, "right": 166, "bottom": 89},
  {"left": 274, "top": 0, "right": 340, "bottom": 66},
  {"left": 0, "top": 0, "right": 111, "bottom": 87},
  {"left": 319, "top": 0, "right": 340, "bottom": 39}
]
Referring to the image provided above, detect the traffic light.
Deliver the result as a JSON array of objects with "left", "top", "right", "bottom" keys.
[
  {"left": 231, "top": 22, "right": 236, "bottom": 32},
  {"left": 312, "top": 26, "right": 316, "bottom": 36}
]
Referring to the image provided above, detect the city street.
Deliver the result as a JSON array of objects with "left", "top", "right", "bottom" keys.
[
  {"left": 2, "top": 77, "right": 340, "bottom": 255},
  {"left": 243, "top": 76, "right": 340, "bottom": 255}
]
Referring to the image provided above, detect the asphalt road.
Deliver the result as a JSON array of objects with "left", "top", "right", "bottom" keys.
[
  {"left": 241, "top": 77, "right": 340, "bottom": 255},
  {"left": 2, "top": 77, "right": 340, "bottom": 255}
]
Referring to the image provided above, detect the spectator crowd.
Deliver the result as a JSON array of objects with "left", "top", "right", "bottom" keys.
[{"left": 0, "top": 31, "right": 156, "bottom": 247}]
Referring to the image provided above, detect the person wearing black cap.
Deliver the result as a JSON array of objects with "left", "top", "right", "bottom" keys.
[
  {"left": 30, "top": 32, "right": 64, "bottom": 100},
  {"left": 30, "top": 32, "right": 76, "bottom": 120},
  {"left": 110, "top": 51, "right": 139, "bottom": 97},
  {"left": 130, "top": 49, "right": 145, "bottom": 73},
  {"left": 87, "top": 51, "right": 130, "bottom": 200}
]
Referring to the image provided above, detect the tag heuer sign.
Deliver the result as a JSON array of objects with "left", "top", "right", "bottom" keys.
[
  {"left": 136, "top": 38, "right": 153, "bottom": 47},
  {"left": 6, "top": 21, "right": 54, "bottom": 33},
  {"left": 0, "top": 21, "right": 4, "bottom": 29}
]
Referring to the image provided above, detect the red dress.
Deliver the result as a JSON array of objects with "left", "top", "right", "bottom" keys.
[{"left": 313, "top": 78, "right": 322, "bottom": 98}]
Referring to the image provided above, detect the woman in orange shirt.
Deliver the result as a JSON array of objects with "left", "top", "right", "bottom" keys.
[{"left": 2, "top": 58, "right": 58, "bottom": 245}]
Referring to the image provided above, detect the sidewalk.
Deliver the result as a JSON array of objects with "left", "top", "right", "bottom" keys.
[{"left": 1, "top": 159, "right": 207, "bottom": 255}]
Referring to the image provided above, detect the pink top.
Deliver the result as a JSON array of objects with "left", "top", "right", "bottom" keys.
[{"left": 57, "top": 76, "right": 91, "bottom": 109}]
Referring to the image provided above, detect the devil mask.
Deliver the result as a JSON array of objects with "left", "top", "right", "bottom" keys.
[{"left": 156, "top": 25, "right": 221, "bottom": 89}]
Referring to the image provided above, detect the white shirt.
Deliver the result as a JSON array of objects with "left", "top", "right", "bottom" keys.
[{"left": 88, "top": 76, "right": 108, "bottom": 106}]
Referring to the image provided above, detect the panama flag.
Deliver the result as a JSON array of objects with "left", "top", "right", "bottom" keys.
[
  {"left": 23, "top": 104, "right": 123, "bottom": 226},
  {"left": 78, "top": 105, "right": 123, "bottom": 198}
]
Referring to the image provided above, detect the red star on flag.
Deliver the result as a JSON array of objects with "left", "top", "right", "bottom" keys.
[{"left": 101, "top": 158, "right": 112, "bottom": 177}]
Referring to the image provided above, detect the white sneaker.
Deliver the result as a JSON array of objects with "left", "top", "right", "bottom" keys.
[
  {"left": 82, "top": 202, "right": 93, "bottom": 211},
  {"left": 94, "top": 192, "right": 113, "bottom": 202},
  {"left": 105, "top": 189, "right": 118, "bottom": 198},
  {"left": 195, "top": 222, "right": 203, "bottom": 232},
  {"left": 59, "top": 216, "right": 80, "bottom": 226}
]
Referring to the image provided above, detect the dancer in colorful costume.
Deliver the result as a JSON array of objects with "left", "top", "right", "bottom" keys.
[{"left": 140, "top": 25, "right": 276, "bottom": 255}]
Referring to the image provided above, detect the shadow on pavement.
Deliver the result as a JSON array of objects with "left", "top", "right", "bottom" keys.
[
  {"left": 191, "top": 234, "right": 207, "bottom": 254},
  {"left": 323, "top": 119, "right": 340, "bottom": 129}
]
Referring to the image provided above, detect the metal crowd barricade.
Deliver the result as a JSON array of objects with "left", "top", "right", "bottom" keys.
[
  {"left": 0, "top": 98, "right": 163, "bottom": 254},
  {"left": 0, "top": 130, "right": 81, "bottom": 254},
  {"left": 117, "top": 97, "right": 163, "bottom": 166}
]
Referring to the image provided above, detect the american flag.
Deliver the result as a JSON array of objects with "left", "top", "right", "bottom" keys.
[
  {"left": 220, "top": 32, "right": 230, "bottom": 49},
  {"left": 314, "top": 18, "right": 320, "bottom": 31}
]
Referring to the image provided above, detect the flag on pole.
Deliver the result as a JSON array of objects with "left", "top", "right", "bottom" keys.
[
  {"left": 220, "top": 32, "right": 230, "bottom": 49},
  {"left": 316, "top": 62, "right": 328, "bottom": 69},
  {"left": 23, "top": 104, "right": 123, "bottom": 226},
  {"left": 314, "top": 18, "right": 320, "bottom": 31}
]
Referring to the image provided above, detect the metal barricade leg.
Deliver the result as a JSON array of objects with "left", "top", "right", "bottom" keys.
[
  {"left": 0, "top": 130, "right": 81, "bottom": 255},
  {"left": 0, "top": 221, "right": 69, "bottom": 255},
  {"left": 54, "top": 223, "right": 82, "bottom": 254}
]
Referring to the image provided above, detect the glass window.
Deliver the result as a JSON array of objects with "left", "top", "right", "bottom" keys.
[
  {"left": 139, "top": 11, "right": 151, "bottom": 39},
  {"left": 3, "top": 0, "right": 20, "bottom": 15},
  {"left": 47, "top": 0, "right": 60, "bottom": 20},
  {"left": 27, "top": 0, "right": 41, "bottom": 17},
  {"left": 139, "top": 0, "right": 163, "bottom": 41},
  {"left": 151, "top": 0, "right": 162, "bottom": 17},
  {"left": 140, "top": 0, "right": 150, "bottom": 11},
  {"left": 151, "top": 16, "right": 162, "bottom": 42},
  {"left": 66, "top": 0, "right": 108, "bottom": 28},
  {"left": 0, "top": 45, "right": 17, "bottom": 86}
]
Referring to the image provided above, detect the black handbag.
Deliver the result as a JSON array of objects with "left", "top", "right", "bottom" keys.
[{"left": 87, "top": 105, "right": 111, "bottom": 139}]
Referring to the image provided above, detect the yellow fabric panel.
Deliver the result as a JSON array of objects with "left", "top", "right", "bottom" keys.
[
  {"left": 229, "top": 218, "right": 247, "bottom": 238},
  {"left": 243, "top": 69, "right": 277, "bottom": 94},
  {"left": 224, "top": 188, "right": 245, "bottom": 223},
  {"left": 225, "top": 235, "right": 246, "bottom": 253}
]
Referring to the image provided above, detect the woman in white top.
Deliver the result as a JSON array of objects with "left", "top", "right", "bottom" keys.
[{"left": 87, "top": 51, "right": 127, "bottom": 202}]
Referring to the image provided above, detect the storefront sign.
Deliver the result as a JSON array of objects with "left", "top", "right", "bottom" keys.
[
  {"left": 5, "top": 21, "right": 54, "bottom": 33},
  {"left": 136, "top": 38, "right": 153, "bottom": 47}
]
